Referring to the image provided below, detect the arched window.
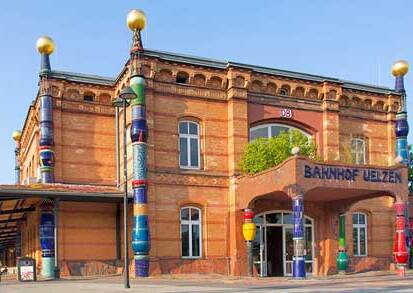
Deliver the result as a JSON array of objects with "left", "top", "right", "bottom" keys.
[
  {"left": 179, "top": 121, "right": 200, "bottom": 169},
  {"left": 249, "top": 123, "right": 311, "bottom": 141},
  {"left": 352, "top": 212, "right": 367, "bottom": 256},
  {"left": 351, "top": 138, "right": 366, "bottom": 164},
  {"left": 180, "top": 206, "right": 202, "bottom": 258}
]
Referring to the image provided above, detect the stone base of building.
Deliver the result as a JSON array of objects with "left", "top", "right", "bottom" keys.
[
  {"left": 348, "top": 256, "right": 392, "bottom": 273},
  {"left": 147, "top": 257, "right": 230, "bottom": 276},
  {"left": 59, "top": 260, "right": 123, "bottom": 277}
]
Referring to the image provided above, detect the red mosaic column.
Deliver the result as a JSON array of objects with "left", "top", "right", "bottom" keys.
[{"left": 393, "top": 201, "right": 408, "bottom": 276}]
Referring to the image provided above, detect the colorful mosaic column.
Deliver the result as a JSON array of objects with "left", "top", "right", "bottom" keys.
[
  {"left": 392, "top": 60, "right": 410, "bottom": 273},
  {"left": 394, "top": 201, "right": 409, "bottom": 276},
  {"left": 336, "top": 214, "right": 349, "bottom": 273},
  {"left": 127, "top": 9, "right": 150, "bottom": 277},
  {"left": 292, "top": 194, "right": 305, "bottom": 279},
  {"left": 12, "top": 131, "right": 22, "bottom": 184},
  {"left": 39, "top": 200, "right": 55, "bottom": 278},
  {"left": 37, "top": 36, "right": 55, "bottom": 183},
  {"left": 242, "top": 209, "right": 256, "bottom": 277},
  {"left": 36, "top": 36, "right": 56, "bottom": 279}
]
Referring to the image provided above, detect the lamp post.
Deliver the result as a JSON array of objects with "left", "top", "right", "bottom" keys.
[{"left": 113, "top": 86, "right": 137, "bottom": 289}]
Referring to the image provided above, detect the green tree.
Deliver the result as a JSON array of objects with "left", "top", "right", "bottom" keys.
[{"left": 240, "top": 129, "right": 318, "bottom": 175}]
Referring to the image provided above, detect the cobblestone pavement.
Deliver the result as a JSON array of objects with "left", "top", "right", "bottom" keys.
[{"left": 2, "top": 271, "right": 413, "bottom": 292}]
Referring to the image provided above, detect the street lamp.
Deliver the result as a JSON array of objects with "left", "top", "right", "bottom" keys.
[{"left": 112, "top": 86, "right": 136, "bottom": 289}]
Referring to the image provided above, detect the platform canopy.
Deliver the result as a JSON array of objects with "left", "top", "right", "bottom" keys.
[{"left": 0, "top": 183, "right": 125, "bottom": 247}]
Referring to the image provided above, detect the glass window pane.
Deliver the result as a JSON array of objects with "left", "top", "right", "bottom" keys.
[
  {"left": 265, "top": 213, "right": 281, "bottom": 224},
  {"left": 250, "top": 127, "right": 269, "bottom": 140},
  {"left": 305, "top": 226, "right": 313, "bottom": 260},
  {"left": 283, "top": 213, "right": 294, "bottom": 225},
  {"left": 360, "top": 228, "right": 366, "bottom": 255},
  {"left": 359, "top": 214, "right": 366, "bottom": 224},
  {"left": 305, "top": 218, "right": 312, "bottom": 225},
  {"left": 180, "top": 137, "right": 188, "bottom": 166},
  {"left": 352, "top": 214, "right": 358, "bottom": 224},
  {"left": 353, "top": 228, "right": 359, "bottom": 255},
  {"left": 189, "top": 122, "right": 198, "bottom": 135},
  {"left": 179, "top": 122, "right": 188, "bottom": 134},
  {"left": 271, "top": 126, "right": 289, "bottom": 137},
  {"left": 192, "top": 224, "right": 200, "bottom": 257},
  {"left": 181, "top": 224, "right": 189, "bottom": 257},
  {"left": 190, "top": 138, "right": 199, "bottom": 167},
  {"left": 253, "top": 215, "right": 264, "bottom": 224},
  {"left": 190, "top": 208, "right": 199, "bottom": 221},
  {"left": 181, "top": 208, "right": 189, "bottom": 220}
]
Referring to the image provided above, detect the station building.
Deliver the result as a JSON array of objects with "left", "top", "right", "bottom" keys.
[{"left": 0, "top": 10, "right": 411, "bottom": 279}]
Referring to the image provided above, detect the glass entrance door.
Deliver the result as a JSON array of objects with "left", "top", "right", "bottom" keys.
[
  {"left": 253, "top": 224, "right": 267, "bottom": 277},
  {"left": 253, "top": 211, "right": 314, "bottom": 277},
  {"left": 283, "top": 226, "right": 294, "bottom": 276}
]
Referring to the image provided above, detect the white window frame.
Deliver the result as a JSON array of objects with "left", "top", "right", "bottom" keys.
[
  {"left": 249, "top": 123, "right": 311, "bottom": 141},
  {"left": 178, "top": 121, "right": 201, "bottom": 169},
  {"left": 352, "top": 212, "right": 368, "bottom": 256},
  {"left": 180, "top": 206, "right": 202, "bottom": 259},
  {"left": 351, "top": 138, "right": 366, "bottom": 165}
]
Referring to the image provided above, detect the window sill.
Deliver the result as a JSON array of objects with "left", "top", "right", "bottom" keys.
[{"left": 181, "top": 256, "right": 202, "bottom": 260}]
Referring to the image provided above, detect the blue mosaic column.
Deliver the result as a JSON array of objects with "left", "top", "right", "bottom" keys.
[
  {"left": 39, "top": 201, "right": 55, "bottom": 278},
  {"left": 292, "top": 194, "right": 306, "bottom": 279},
  {"left": 36, "top": 36, "right": 56, "bottom": 279}
]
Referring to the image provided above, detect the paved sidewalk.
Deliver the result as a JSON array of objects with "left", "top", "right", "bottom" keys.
[{"left": 2, "top": 271, "right": 413, "bottom": 292}]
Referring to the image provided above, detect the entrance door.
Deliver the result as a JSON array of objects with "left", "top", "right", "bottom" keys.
[
  {"left": 266, "top": 226, "right": 283, "bottom": 276},
  {"left": 283, "top": 226, "right": 294, "bottom": 276}
]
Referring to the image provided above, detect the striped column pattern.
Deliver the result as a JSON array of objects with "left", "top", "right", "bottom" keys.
[
  {"left": 39, "top": 200, "right": 55, "bottom": 279},
  {"left": 292, "top": 194, "right": 305, "bottom": 279},
  {"left": 130, "top": 72, "right": 150, "bottom": 277}
]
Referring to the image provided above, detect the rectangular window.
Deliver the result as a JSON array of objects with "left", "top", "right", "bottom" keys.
[
  {"left": 353, "top": 213, "right": 367, "bottom": 256},
  {"left": 181, "top": 207, "right": 202, "bottom": 258},
  {"left": 351, "top": 138, "right": 366, "bottom": 164},
  {"left": 179, "top": 121, "right": 200, "bottom": 169}
]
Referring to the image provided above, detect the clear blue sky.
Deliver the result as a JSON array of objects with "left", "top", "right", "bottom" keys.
[{"left": 0, "top": 0, "right": 412, "bottom": 183}]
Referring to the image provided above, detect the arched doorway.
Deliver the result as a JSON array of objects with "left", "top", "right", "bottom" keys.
[{"left": 252, "top": 210, "right": 314, "bottom": 277}]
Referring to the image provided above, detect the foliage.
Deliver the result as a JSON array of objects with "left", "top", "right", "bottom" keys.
[{"left": 239, "top": 129, "right": 318, "bottom": 175}]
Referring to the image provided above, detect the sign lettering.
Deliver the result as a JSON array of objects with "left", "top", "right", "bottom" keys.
[{"left": 304, "top": 165, "right": 402, "bottom": 184}]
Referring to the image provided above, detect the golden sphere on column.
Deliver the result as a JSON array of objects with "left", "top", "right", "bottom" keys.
[
  {"left": 127, "top": 9, "right": 147, "bottom": 31},
  {"left": 12, "top": 130, "right": 22, "bottom": 141},
  {"left": 392, "top": 60, "right": 409, "bottom": 77},
  {"left": 36, "top": 36, "right": 55, "bottom": 55}
]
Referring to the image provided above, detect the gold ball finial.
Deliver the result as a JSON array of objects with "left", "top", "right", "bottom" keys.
[
  {"left": 392, "top": 60, "right": 409, "bottom": 77},
  {"left": 127, "top": 9, "right": 146, "bottom": 31},
  {"left": 36, "top": 36, "right": 55, "bottom": 55},
  {"left": 12, "top": 130, "right": 22, "bottom": 141}
]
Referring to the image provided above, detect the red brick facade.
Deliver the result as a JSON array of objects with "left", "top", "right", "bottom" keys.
[{"left": 8, "top": 49, "right": 407, "bottom": 277}]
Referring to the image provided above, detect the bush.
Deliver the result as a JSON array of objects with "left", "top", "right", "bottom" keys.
[{"left": 240, "top": 129, "right": 318, "bottom": 175}]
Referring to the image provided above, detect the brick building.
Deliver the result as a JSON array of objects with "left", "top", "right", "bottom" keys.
[{"left": 0, "top": 11, "right": 410, "bottom": 279}]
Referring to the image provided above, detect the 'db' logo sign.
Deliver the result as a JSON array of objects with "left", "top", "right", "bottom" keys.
[{"left": 280, "top": 108, "right": 293, "bottom": 118}]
